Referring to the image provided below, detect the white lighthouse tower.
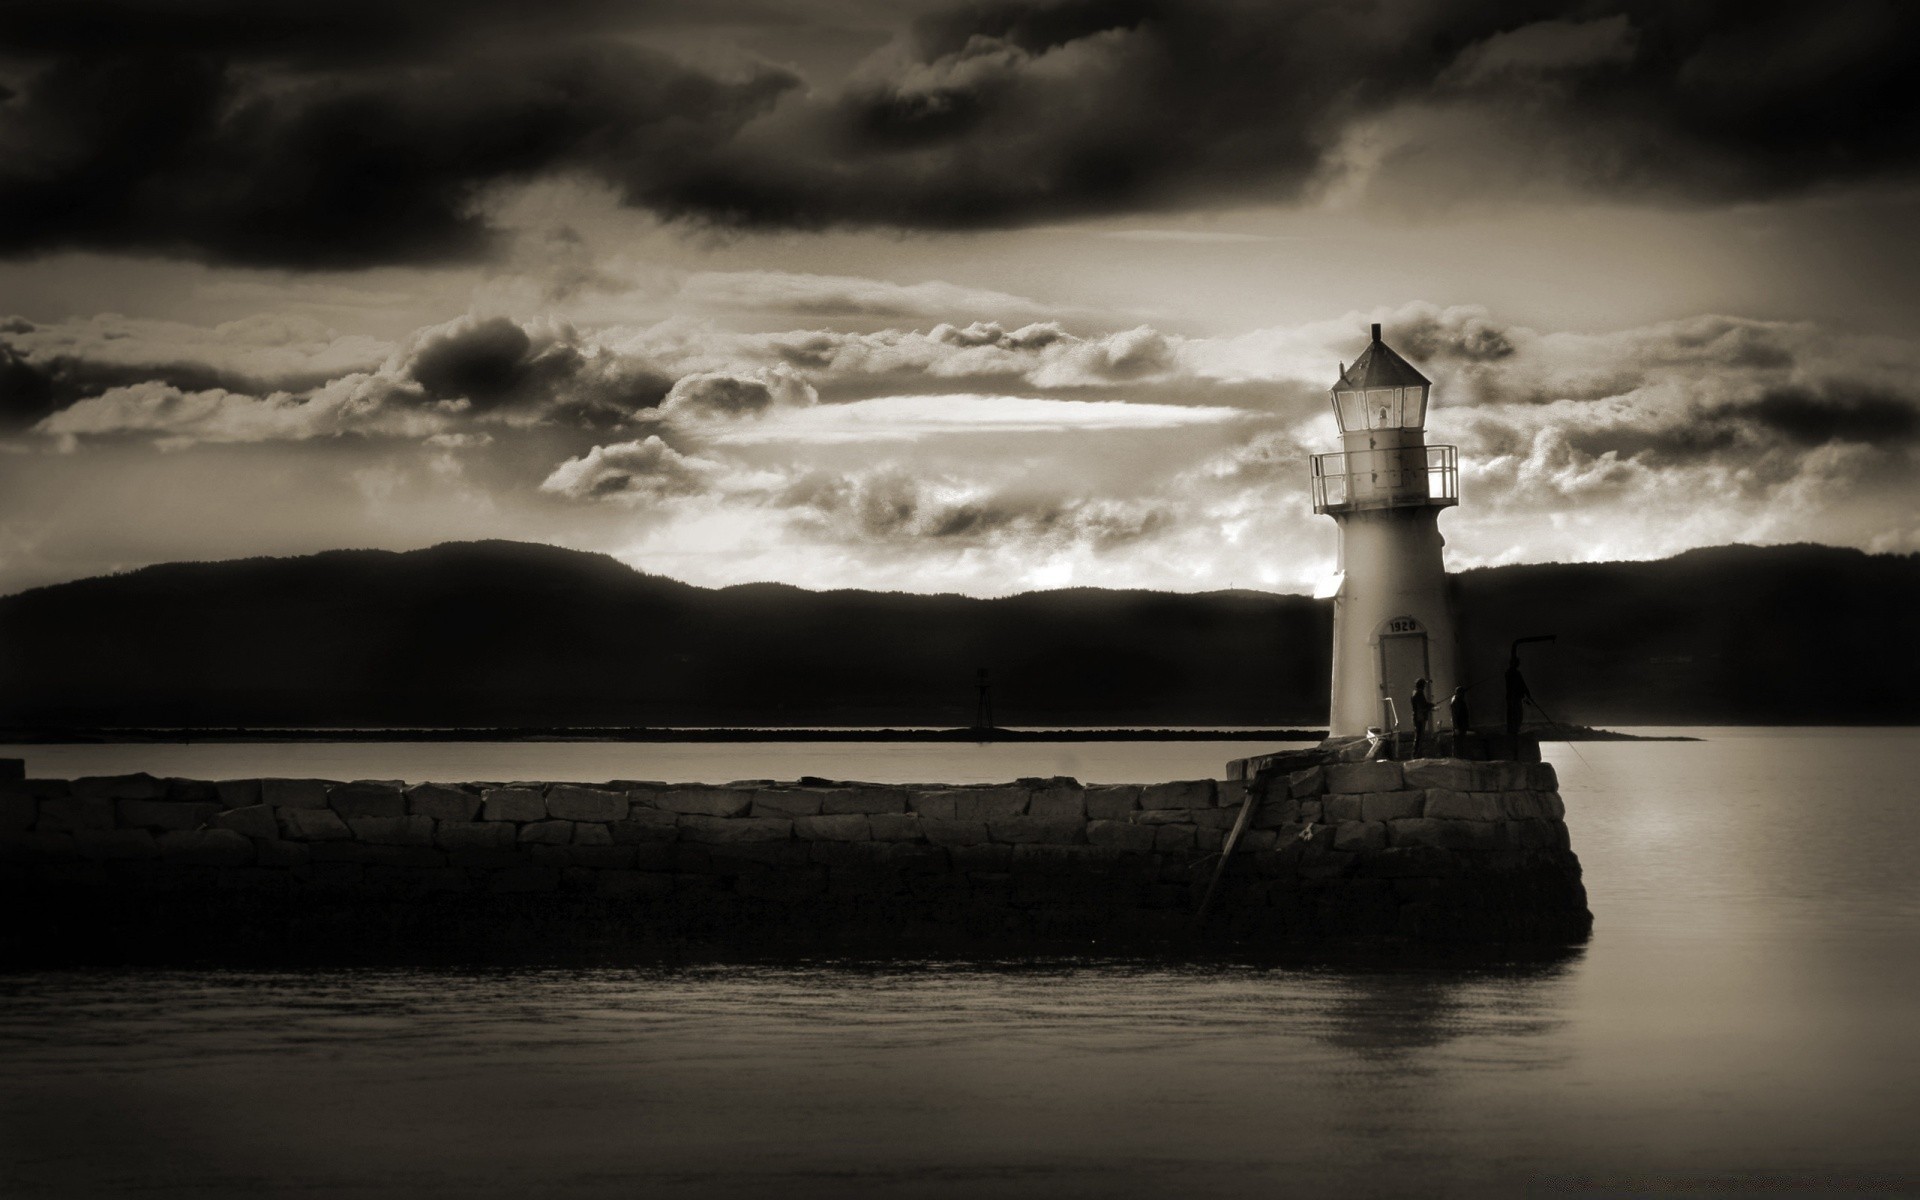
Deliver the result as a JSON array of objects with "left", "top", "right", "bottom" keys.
[{"left": 1311, "top": 324, "right": 1461, "bottom": 740}]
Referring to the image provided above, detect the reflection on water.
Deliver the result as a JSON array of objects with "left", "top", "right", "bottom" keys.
[{"left": 3, "top": 730, "right": 1919, "bottom": 1197}]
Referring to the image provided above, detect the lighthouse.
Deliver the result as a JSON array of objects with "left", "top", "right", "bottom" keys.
[{"left": 1311, "top": 324, "right": 1461, "bottom": 740}]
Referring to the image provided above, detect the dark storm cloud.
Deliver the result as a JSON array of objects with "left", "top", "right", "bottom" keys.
[
  {"left": 5, "top": 0, "right": 1920, "bottom": 265},
  {"left": 1718, "top": 384, "right": 1920, "bottom": 447}
]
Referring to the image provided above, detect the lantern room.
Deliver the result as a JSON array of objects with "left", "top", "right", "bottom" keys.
[{"left": 1332, "top": 323, "right": 1431, "bottom": 434}]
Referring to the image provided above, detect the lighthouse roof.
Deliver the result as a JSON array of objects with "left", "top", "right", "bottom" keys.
[{"left": 1334, "top": 324, "right": 1431, "bottom": 391}]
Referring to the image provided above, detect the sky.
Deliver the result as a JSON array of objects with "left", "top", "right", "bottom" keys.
[{"left": 2, "top": 0, "right": 1917, "bottom": 597}]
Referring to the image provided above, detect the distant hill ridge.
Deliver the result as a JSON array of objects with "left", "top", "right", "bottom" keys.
[{"left": 2, "top": 540, "right": 1913, "bottom": 727}]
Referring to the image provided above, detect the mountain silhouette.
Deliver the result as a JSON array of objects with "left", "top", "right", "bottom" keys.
[{"left": 0, "top": 540, "right": 1911, "bottom": 728}]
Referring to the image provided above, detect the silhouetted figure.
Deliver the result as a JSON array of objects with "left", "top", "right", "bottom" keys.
[
  {"left": 1410, "top": 678, "right": 1434, "bottom": 756},
  {"left": 1504, "top": 654, "right": 1530, "bottom": 739},
  {"left": 1449, "top": 685, "right": 1470, "bottom": 732}
]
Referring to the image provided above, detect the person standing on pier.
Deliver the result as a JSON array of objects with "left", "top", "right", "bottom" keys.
[
  {"left": 1505, "top": 654, "right": 1531, "bottom": 739},
  {"left": 1411, "top": 678, "right": 1434, "bottom": 756}
]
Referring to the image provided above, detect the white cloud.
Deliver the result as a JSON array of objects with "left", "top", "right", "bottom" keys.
[{"left": 705, "top": 393, "right": 1247, "bottom": 444}]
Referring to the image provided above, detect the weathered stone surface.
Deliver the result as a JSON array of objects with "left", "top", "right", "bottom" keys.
[
  {"left": 680, "top": 815, "right": 792, "bottom": 844},
  {"left": 262, "top": 779, "right": 331, "bottom": 809},
  {"left": 278, "top": 807, "right": 352, "bottom": 841},
  {"left": 73, "top": 774, "right": 166, "bottom": 801},
  {"left": 1424, "top": 789, "right": 1508, "bottom": 822},
  {"left": 406, "top": 783, "right": 479, "bottom": 821},
  {"left": 215, "top": 779, "right": 262, "bottom": 809},
  {"left": 436, "top": 821, "right": 517, "bottom": 850},
  {"left": 648, "top": 788, "right": 754, "bottom": 817},
  {"left": 1359, "top": 790, "right": 1425, "bottom": 822},
  {"left": 119, "top": 799, "right": 218, "bottom": 831},
  {"left": 1252, "top": 795, "right": 1302, "bottom": 829},
  {"left": 1387, "top": 818, "right": 1484, "bottom": 851},
  {"left": 750, "top": 789, "right": 825, "bottom": 818},
  {"left": 1134, "top": 809, "right": 1198, "bottom": 826},
  {"left": 922, "top": 819, "right": 992, "bottom": 847},
  {"left": 1085, "top": 819, "right": 1155, "bottom": 852},
  {"left": 350, "top": 816, "right": 436, "bottom": 846},
  {"left": 1, "top": 795, "right": 36, "bottom": 832},
  {"left": 821, "top": 788, "right": 907, "bottom": 815},
  {"left": 74, "top": 829, "right": 160, "bottom": 860},
  {"left": 37, "top": 796, "right": 116, "bottom": 832},
  {"left": 1140, "top": 780, "right": 1214, "bottom": 810},
  {"left": 327, "top": 781, "right": 406, "bottom": 818},
  {"left": 1027, "top": 787, "right": 1086, "bottom": 820},
  {"left": 869, "top": 813, "right": 926, "bottom": 842},
  {"left": 518, "top": 819, "right": 574, "bottom": 845},
  {"left": 157, "top": 828, "right": 254, "bottom": 865},
  {"left": 1321, "top": 794, "right": 1363, "bottom": 823},
  {"left": 481, "top": 787, "right": 546, "bottom": 822},
  {"left": 1153, "top": 824, "right": 1196, "bottom": 852},
  {"left": 1333, "top": 820, "right": 1387, "bottom": 853},
  {"left": 609, "top": 810, "right": 679, "bottom": 843},
  {"left": 987, "top": 816, "right": 1087, "bottom": 845},
  {"left": 1537, "top": 791, "right": 1566, "bottom": 820},
  {"left": 794, "top": 814, "right": 871, "bottom": 841},
  {"left": 573, "top": 823, "right": 613, "bottom": 846},
  {"left": 1400, "top": 759, "right": 1480, "bottom": 791},
  {"left": 947, "top": 788, "right": 1028, "bottom": 820},
  {"left": 1527, "top": 763, "right": 1560, "bottom": 791},
  {"left": 1287, "top": 767, "right": 1326, "bottom": 798},
  {"left": 1084, "top": 785, "right": 1140, "bottom": 819},
  {"left": 211, "top": 804, "right": 279, "bottom": 839},
  {"left": 1237, "top": 829, "right": 1280, "bottom": 852},
  {"left": 1325, "top": 761, "right": 1403, "bottom": 794},
  {"left": 546, "top": 785, "right": 628, "bottom": 822},
  {"left": 1216, "top": 780, "right": 1249, "bottom": 810}
]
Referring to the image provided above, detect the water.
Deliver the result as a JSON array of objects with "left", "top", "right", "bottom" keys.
[{"left": 3, "top": 729, "right": 1918, "bottom": 1197}]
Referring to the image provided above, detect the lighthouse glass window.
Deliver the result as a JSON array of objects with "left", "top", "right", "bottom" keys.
[{"left": 1334, "top": 385, "right": 1428, "bottom": 433}]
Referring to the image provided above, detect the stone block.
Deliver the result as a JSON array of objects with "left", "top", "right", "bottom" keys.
[
  {"left": 73, "top": 829, "right": 160, "bottom": 860},
  {"left": 1506, "top": 820, "right": 1559, "bottom": 848},
  {"left": 546, "top": 785, "right": 629, "bottom": 822},
  {"left": 1153, "top": 824, "right": 1196, "bottom": 852},
  {"left": 1386, "top": 818, "right": 1480, "bottom": 851},
  {"left": 489, "top": 867, "right": 561, "bottom": 893},
  {"left": 436, "top": 820, "right": 517, "bottom": 850},
  {"left": 157, "top": 828, "right": 254, "bottom": 866},
  {"left": 1321, "top": 794, "right": 1363, "bottom": 822},
  {"left": 1333, "top": 820, "right": 1387, "bottom": 853},
  {"left": 37, "top": 796, "right": 115, "bottom": 832},
  {"left": 1490, "top": 761, "right": 1532, "bottom": 790},
  {"left": 1238, "top": 828, "right": 1280, "bottom": 852},
  {"left": 1, "top": 795, "right": 36, "bottom": 833},
  {"left": 1359, "top": 790, "right": 1425, "bottom": 822},
  {"left": 822, "top": 788, "right": 907, "bottom": 815},
  {"left": 573, "top": 823, "right": 612, "bottom": 845},
  {"left": 517, "top": 819, "right": 574, "bottom": 845},
  {"left": 906, "top": 791, "right": 956, "bottom": 819},
  {"left": 1140, "top": 780, "right": 1214, "bottom": 809},
  {"left": 1299, "top": 800, "right": 1323, "bottom": 824},
  {"left": 261, "top": 779, "right": 331, "bottom": 809},
  {"left": 750, "top": 789, "right": 825, "bottom": 818},
  {"left": 72, "top": 773, "right": 165, "bottom": 801},
  {"left": 948, "top": 788, "right": 1029, "bottom": 820},
  {"left": 215, "top": 779, "right": 262, "bottom": 809},
  {"left": 1324, "top": 761, "right": 1403, "bottom": 794},
  {"left": 1287, "top": 767, "right": 1326, "bottom": 798},
  {"left": 1027, "top": 786, "right": 1086, "bottom": 820},
  {"left": 609, "top": 811, "right": 679, "bottom": 843},
  {"left": 253, "top": 837, "right": 310, "bottom": 867},
  {"left": 988, "top": 816, "right": 1087, "bottom": 845},
  {"left": 648, "top": 787, "right": 754, "bottom": 817},
  {"left": 1252, "top": 796, "right": 1302, "bottom": 829},
  {"left": 1189, "top": 809, "right": 1241, "bottom": 830},
  {"left": 1400, "top": 759, "right": 1480, "bottom": 791},
  {"left": 922, "top": 819, "right": 992, "bottom": 847},
  {"left": 1216, "top": 780, "right": 1249, "bottom": 810},
  {"left": 869, "top": 813, "right": 926, "bottom": 842},
  {"left": 332, "top": 775, "right": 407, "bottom": 814},
  {"left": 118, "top": 800, "right": 218, "bottom": 831},
  {"left": 1135, "top": 808, "right": 1196, "bottom": 826},
  {"left": 350, "top": 815, "right": 436, "bottom": 846},
  {"left": 1538, "top": 791, "right": 1565, "bottom": 820},
  {"left": 680, "top": 815, "right": 792, "bottom": 844},
  {"left": 794, "top": 814, "right": 872, "bottom": 841},
  {"left": 527, "top": 844, "right": 569, "bottom": 868},
  {"left": 1084, "top": 785, "right": 1140, "bottom": 818},
  {"left": 278, "top": 807, "right": 351, "bottom": 841},
  {"left": 406, "top": 783, "right": 479, "bottom": 821},
  {"left": 167, "top": 779, "right": 221, "bottom": 803},
  {"left": 1086, "top": 819, "right": 1156, "bottom": 852},
  {"left": 1423, "top": 789, "right": 1508, "bottom": 822},
  {"left": 211, "top": 804, "right": 279, "bottom": 839},
  {"left": 1527, "top": 763, "right": 1560, "bottom": 791},
  {"left": 481, "top": 787, "right": 547, "bottom": 822}
]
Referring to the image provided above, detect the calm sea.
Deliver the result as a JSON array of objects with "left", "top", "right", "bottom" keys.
[{"left": 2, "top": 729, "right": 1917, "bottom": 1198}]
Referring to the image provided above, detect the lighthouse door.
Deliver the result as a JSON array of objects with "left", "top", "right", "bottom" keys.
[{"left": 1377, "top": 617, "right": 1429, "bottom": 731}]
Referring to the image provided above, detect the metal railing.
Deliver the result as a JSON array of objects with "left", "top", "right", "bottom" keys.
[{"left": 1310, "top": 443, "right": 1458, "bottom": 513}]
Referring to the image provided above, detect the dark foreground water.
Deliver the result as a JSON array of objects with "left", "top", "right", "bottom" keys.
[{"left": 3, "top": 729, "right": 1918, "bottom": 1198}]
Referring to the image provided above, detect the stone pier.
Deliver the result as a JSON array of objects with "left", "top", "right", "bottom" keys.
[{"left": 0, "top": 755, "right": 1590, "bottom": 962}]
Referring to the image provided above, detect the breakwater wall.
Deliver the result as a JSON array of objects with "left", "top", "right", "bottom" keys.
[{"left": 0, "top": 758, "right": 1590, "bottom": 961}]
